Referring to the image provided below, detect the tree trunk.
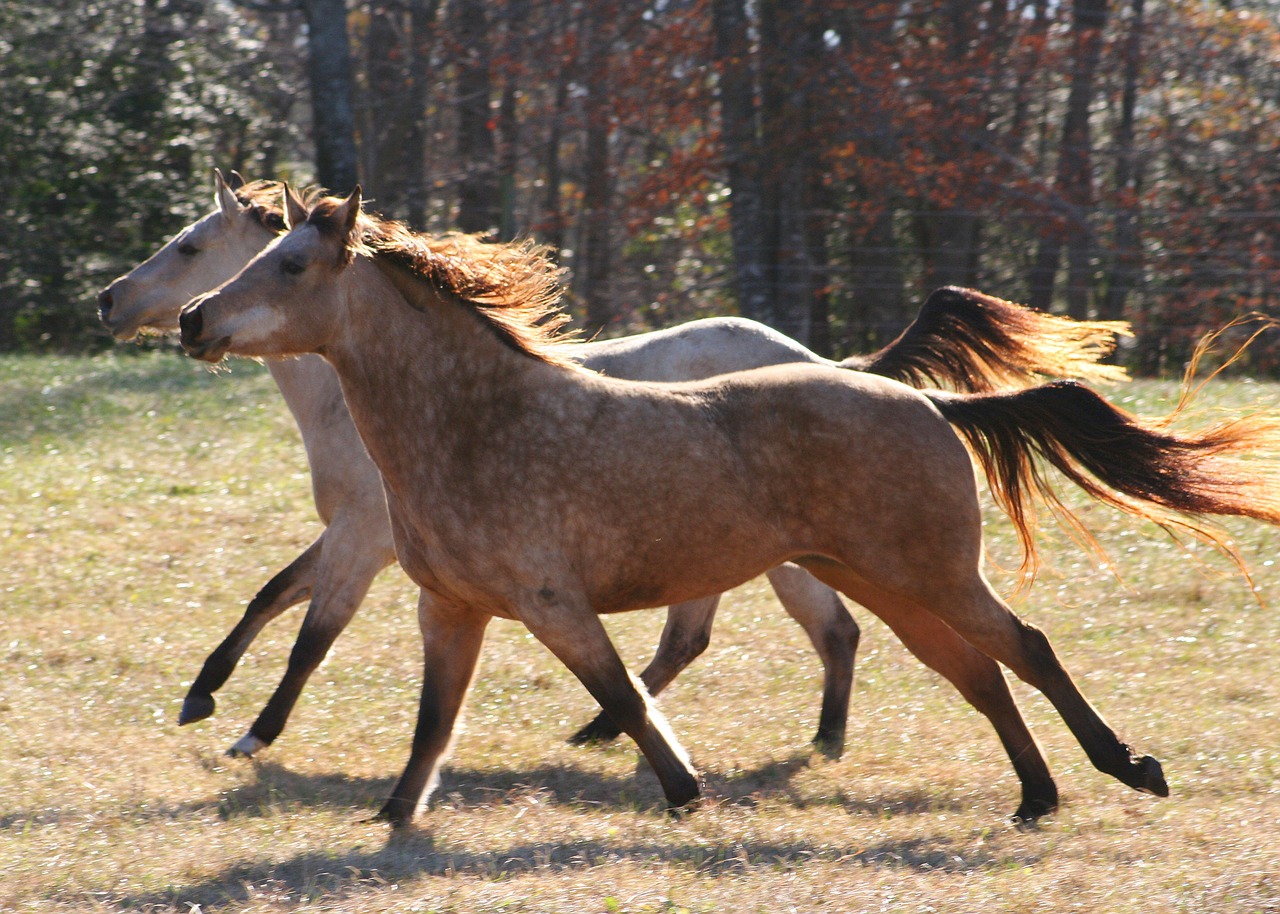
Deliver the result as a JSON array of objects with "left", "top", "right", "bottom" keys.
[
  {"left": 495, "top": 0, "right": 527, "bottom": 242},
  {"left": 361, "top": 4, "right": 400, "bottom": 207},
  {"left": 403, "top": 0, "right": 440, "bottom": 230},
  {"left": 1028, "top": 0, "right": 1108, "bottom": 315},
  {"left": 710, "top": 0, "right": 771, "bottom": 327},
  {"left": 302, "top": 0, "right": 359, "bottom": 193},
  {"left": 1101, "top": 0, "right": 1144, "bottom": 323},
  {"left": 454, "top": 0, "right": 498, "bottom": 234},
  {"left": 542, "top": 71, "right": 569, "bottom": 256},
  {"left": 580, "top": 0, "right": 614, "bottom": 333},
  {"left": 759, "top": 0, "right": 823, "bottom": 345}
]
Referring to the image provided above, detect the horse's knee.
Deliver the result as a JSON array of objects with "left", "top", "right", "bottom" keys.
[
  {"left": 675, "top": 625, "right": 712, "bottom": 662},
  {"left": 822, "top": 603, "right": 860, "bottom": 658},
  {"left": 285, "top": 623, "right": 342, "bottom": 674}
]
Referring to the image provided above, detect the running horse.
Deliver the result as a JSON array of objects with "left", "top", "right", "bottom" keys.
[
  {"left": 98, "top": 171, "right": 1129, "bottom": 763},
  {"left": 179, "top": 188, "right": 1280, "bottom": 827}
]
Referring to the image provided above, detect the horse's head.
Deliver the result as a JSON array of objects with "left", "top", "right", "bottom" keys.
[
  {"left": 97, "top": 170, "right": 278, "bottom": 340},
  {"left": 180, "top": 185, "right": 363, "bottom": 363}
]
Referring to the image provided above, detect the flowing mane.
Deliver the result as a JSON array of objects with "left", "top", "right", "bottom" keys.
[
  {"left": 231, "top": 179, "right": 291, "bottom": 233},
  {"left": 306, "top": 197, "right": 579, "bottom": 366}
]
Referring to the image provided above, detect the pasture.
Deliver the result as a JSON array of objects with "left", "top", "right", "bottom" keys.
[{"left": 2, "top": 350, "right": 1279, "bottom": 912}]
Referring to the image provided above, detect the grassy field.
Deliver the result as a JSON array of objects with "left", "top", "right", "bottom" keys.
[{"left": 2, "top": 350, "right": 1279, "bottom": 913}]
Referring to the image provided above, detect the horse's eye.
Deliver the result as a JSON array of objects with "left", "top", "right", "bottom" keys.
[
  {"left": 177, "top": 242, "right": 200, "bottom": 256},
  {"left": 281, "top": 258, "right": 305, "bottom": 276}
]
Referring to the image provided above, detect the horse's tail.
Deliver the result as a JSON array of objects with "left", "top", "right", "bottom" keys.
[
  {"left": 844, "top": 286, "right": 1131, "bottom": 393},
  {"left": 926, "top": 379, "right": 1280, "bottom": 583}
]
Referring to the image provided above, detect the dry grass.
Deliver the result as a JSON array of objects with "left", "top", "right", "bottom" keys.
[{"left": 2, "top": 350, "right": 1279, "bottom": 913}]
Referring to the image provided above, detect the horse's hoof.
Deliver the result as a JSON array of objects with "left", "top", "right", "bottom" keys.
[
  {"left": 1012, "top": 793, "right": 1059, "bottom": 827},
  {"left": 811, "top": 731, "right": 845, "bottom": 761},
  {"left": 567, "top": 717, "right": 622, "bottom": 746},
  {"left": 226, "top": 733, "right": 268, "bottom": 758},
  {"left": 666, "top": 796, "right": 703, "bottom": 821},
  {"left": 1133, "top": 755, "right": 1168, "bottom": 797},
  {"left": 372, "top": 799, "right": 416, "bottom": 829},
  {"left": 179, "top": 693, "right": 216, "bottom": 725}
]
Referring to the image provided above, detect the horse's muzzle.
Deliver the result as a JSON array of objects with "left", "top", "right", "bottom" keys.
[
  {"left": 97, "top": 287, "right": 114, "bottom": 322},
  {"left": 179, "top": 300, "right": 229, "bottom": 362},
  {"left": 178, "top": 301, "right": 202, "bottom": 343}
]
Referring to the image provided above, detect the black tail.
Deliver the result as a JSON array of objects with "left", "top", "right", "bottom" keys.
[
  {"left": 926, "top": 380, "right": 1280, "bottom": 580},
  {"left": 846, "top": 286, "right": 1130, "bottom": 393}
]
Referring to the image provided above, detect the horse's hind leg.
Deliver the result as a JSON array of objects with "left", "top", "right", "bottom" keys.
[
  {"left": 179, "top": 534, "right": 323, "bottom": 726},
  {"left": 377, "top": 590, "right": 490, "bottom": 828},
  {"left": 568, "top": 594, "right": 720, "bottom": 746},
  {"left": 953, "top": 585, "right": 1167, "bottom": 799},
  {"left": 807, "top": 570, "right": 1058, "bottom": 822},
  {"left": 229, "top": 528, "right": 393, "bottom": 757},
  {"left": 812, "top": 560, "right": 1165, "bottom": 805},
  {"left": 764, "top": 564, "right": 860, "bottom": 759}
]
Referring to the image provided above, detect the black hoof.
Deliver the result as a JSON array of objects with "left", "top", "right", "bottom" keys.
[
  {"left": 372, "top": 799, "right": 416, "bottom": 829},
  {"left": 1012, "top": 793, "right": 1059, "bottom": 827},
  {"left": 179, "top": 693, "right": 216, "bottom": 725},
  {"left": 1133, "top": 755, "right": 1168, "bottom": 797},
  {"left": 666, "top": 796, "right": 703, "bottom": 821},
  {"left": 567, "top": 716, "right": 622, "bottom": 746},
  {"left": 811, "top": 730, "right": 845, "bottom": 761}
]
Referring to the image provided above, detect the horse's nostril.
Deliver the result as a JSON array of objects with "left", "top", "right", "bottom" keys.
[
  {"left": 179, "top": 305, "right": 203, "bottom": 342},
  {"left": 97, "top": 288, "right": 113, "bottom": 319}
]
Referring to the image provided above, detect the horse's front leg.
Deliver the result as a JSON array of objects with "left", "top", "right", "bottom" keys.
[
  {"left": 377, "top": 590, "right": 490, "bottom": 828},
  {"left": 179, "top": 534, "right": 324, "bottom": 726},
  {"left": 567, "top": 594, "right": 721, "bottom": 746},
  {"left": 229, "top": 523, "right": 393, "bottom": 757},
  {"left": 523, "top": 592, "right": 701, "bottom": 811}
]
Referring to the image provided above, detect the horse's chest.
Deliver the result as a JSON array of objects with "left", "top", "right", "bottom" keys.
[{"left": 385, "top": 493, "right": 532, "bottom": 608}]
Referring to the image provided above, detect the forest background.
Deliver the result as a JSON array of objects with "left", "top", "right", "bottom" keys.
[{"left": 3, "top": 0, "right": 1278, "bottom": 373}]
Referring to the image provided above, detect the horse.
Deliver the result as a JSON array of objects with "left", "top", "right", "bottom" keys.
[
  {"left": 177, "top": 186, "right": 1280, "bottom": 828},
  {"left": 98, "top": 171, "right": 1131, "bottom": 762}
]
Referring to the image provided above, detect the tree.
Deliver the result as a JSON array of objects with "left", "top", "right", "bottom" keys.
[{"left": 1027, "top": 0, "right": 1109, "bottom": 317}]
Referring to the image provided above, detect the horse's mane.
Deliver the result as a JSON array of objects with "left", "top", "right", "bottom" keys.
[
  {"left": 306, "top": 196, "right": 579, "bottom": 366},
  {"left": 231, "top": 180, "right": 292, "bottom": 233}
]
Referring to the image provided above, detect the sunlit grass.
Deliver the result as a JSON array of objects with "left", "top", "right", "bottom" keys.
[{"left": 2, "top": 352, "right": 1279, "bottom": 912}]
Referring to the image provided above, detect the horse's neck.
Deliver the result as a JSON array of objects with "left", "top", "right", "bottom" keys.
[
  {"left": 323, "top": 259, "right": 553, "bottom": 500},
  {"left": 265, "top": 354, "right": 383, "bottom": 519},
  {"left": 266, "top": 355, "right": 346, "bottom": 435}
]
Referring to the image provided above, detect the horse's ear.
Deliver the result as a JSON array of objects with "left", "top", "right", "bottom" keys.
[
  {"left": 227, "top": 170, "right": 246, "bottom": 191},
  {"left": 330, "top": 186, "right": 363, "bottom": 242},
  {"left": 283, "top": 183, "right": 309, "bottom": 230},
  {"left": 213, "top": 168, "right": 241, "bottom": 220}
]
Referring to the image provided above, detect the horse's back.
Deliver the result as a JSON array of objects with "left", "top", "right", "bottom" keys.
[
  {"left": 578, "top": 317, "right": 830, "bottom": 381},
  {"left": 683, "top": 365, "right": 987, "bottom": 580}
]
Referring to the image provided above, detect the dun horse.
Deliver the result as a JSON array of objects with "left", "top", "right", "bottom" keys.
[
  {"left": 99, "top": 171, "right": 1129, "bottom": 761},
  {"left": 179, "top": 187, "right": 1280, "bottom": 827}
]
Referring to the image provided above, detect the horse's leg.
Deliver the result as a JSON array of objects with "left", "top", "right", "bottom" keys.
[
  {"left": 807, "top": 560, "right": 1165, "bottom": 804},
  {"left": 179, "top": 534, "right": 323, "bottom": 725},
  {"left": 798, "top": 562, "right": 1056, "bottom": 821},
  {"left": 567, "top": 594, "right": 720, "bottom": 746},
  {"left": 522, "top": 595, "right": 701, "bottom": 811},
  {"left": 764, "top": 563, "right": 860, "bottom": 759},
  {"left": 376, "top": 590, "right": 489, "bottom": 828},
  {"left": 950, "top": 584, "right": 1167, "bottom": 798},
  {"left": 228, "top": 527, "right": 392, "bottom": 757}
]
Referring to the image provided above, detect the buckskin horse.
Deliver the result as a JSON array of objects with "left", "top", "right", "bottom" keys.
[
  {"left": 178, "top": 188, "right": 1280, "bottom": 827},
  {"left": 99, "top": 171, "right": 1129, "bottom": 763}
]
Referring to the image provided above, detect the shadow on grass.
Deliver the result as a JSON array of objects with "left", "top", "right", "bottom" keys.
[
  {"left": 208, "top": 751, "right": 966, "bottom": 821},
  {"left": 2, "top": 750, "right": 982, "bottom": 835},
  {"left": 99, "top": 823, "right": 1044, "bottom": 913},
  {"left": 28, "top": 752, "right": 1046, "bottom": 911}
]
